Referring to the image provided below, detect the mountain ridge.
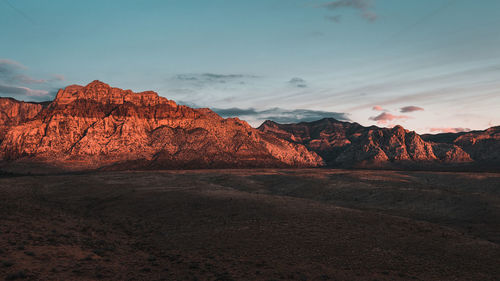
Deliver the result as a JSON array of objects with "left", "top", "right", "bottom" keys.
[
  {"left": 0, "top": 81, "right": 323, "bottom": 169},
  {"left": 0, "top": 81, "right": 498, "bottom": 171},
  {"left": 258, "top": 118, "right": 497, "bottom": 169}
]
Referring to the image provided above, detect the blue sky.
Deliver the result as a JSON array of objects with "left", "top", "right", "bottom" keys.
[{"left": 1, "top": 0, "right": 499, "bottom": 133}]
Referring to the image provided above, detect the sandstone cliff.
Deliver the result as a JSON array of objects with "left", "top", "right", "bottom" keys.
[
  {"left": 0, "top": 81, "right": 323, "bottom": 169},
  {"left": 0, "top": 98, "right": 45, "bottom": 142}
]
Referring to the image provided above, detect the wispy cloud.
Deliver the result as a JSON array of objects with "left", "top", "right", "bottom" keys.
[
  {"left": 173, "top": 73, "right": 259, "bottom": 85},
  {"left": 0, "top": 84, "right": 49, "bottom": 97},
  {"left": 369, "top": 112, "right": 409, "bottom": 124},
  {"left": 400, "top": 106, "right": 424, "bottom": 113},
  {"left": 321, "top": 0, "right": 377, "bottom": 22},
  {"left": 325, "top": 15, "right": 341, "bottom": 23},
  {"left": 288, "top": 77, "right": 307, "bottom": 88},
  {"left": 372, "top": 105, "right": 385, "bottom": 111},
  {"left": 0, "top": 59, "right": 26, "bottom": 83},
  {"left": 213, "top": 107, "right": 349, "bottom": 126},
  {"left": 0, "top": 59, "right": 44, "bottom": 84},
  {"left": 429, "top": 127, "right": 470, "bottom": 134},
  {"left": 50, "top": 74, "right": 66, "bottom": 82},
  {"left": 0, "top": 58, "right": 62, "bottom": 99}
]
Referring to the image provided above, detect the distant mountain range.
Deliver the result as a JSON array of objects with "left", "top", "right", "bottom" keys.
[
  {"left": 0, "top": 81, "right": 498, "bottom": 171},
  {"left": 259, "top": 119, "right": 499, "bottom": 170}
]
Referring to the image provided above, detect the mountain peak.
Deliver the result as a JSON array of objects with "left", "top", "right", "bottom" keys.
[
  {"left": 392, "top": 125, "right": 407, "bottom": 135},
  {"left": 53, "top": 80, "right": 174, "bottom": 107},
  {"left": 87, "top": 80, "right": 109, "bottom": 86}
]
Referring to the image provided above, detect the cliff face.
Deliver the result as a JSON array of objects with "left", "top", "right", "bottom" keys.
[
  {"left": 423, "top": 127, "right": 500, "bottom": 163},
  {"left": 0, "top": 98, "right": 45, "bottom": 142},
  {"left": 0, "top": 81, "right": 323, "bottom": 169},
  {"left": 258, "top": 118, "right": 474, "bottom": 167}
]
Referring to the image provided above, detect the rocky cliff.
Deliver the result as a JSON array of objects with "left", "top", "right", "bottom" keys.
[
  {"left": 258, "top": 118, "right": 476, "bottom": 167},
  {"left": 1, "top": 81, "right": 496, "bottom": 171},
  {"left": 0, "top": 81, "right": 323, "bottom": 169},
  {"left": 423, "top": 126, "right": 500, "bottom": 163},
  {"left": 0, "top": 98, "right": 45, "bottom": 141}
]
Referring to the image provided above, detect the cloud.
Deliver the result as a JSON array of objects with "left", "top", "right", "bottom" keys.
[
  {"left": 0, "top": 59, "right": 26, "bottom": 83},
  {"left": 0, "top": 59, "right": 26, "bottom": 70},
  {"left": 372, "top": 105, "right": 385, "bottom": 111},
  {"left": 0, "top": 58, "right": 62, "bottom": 99},
  {"left": 174, "top": 73, "right": 259, "bottom": 84},
  {"left": 288, "top": 77, "right": 307, "bottom": 88},
  {"left": 50, "top": 74, "right": 66, "bottom": 82},
  {"left": 0, "top": 59, "right": 46, "bottom": 84},
  {"left": 325, "top": 15, "right": 342, "bottom": 23},
  {"left": 213, "top": 107, "right": 350, "bottom": 125},
  {"left": 400, "top": 106, "right": 424, "bottom": 113},
  {"left": 0, "top": 84, "right": 49, "bottom": 97},
  {"left": 321, "top": 0, "right": 377, "bottom": 22},
  {"left": 429, "top": 127, "right": 471, "bottom": 134},
  {"left": 369, "top": 112, "right": 410, "bottom": 124},
  {"left": 15, "top": 75, "right": 46, "bottom": 84}
]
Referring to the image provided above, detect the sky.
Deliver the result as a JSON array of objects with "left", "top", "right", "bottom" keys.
[{"left": 1, "top": 0, "right": 499, "bottom": 133}]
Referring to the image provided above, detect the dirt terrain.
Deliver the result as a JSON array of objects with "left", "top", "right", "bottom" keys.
[{"left": 0, "top": 169, "right": 499, "bottom": 280}]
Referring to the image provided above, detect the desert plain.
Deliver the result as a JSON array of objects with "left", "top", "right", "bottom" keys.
[{"left": 0, "top": 168, "right": 499, "bottom": 281}]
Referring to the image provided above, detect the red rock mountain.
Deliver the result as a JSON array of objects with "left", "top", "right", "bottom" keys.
[
  {"left": 422, "top": 126, "right": 500, "bottom": 164},
  {"left": 258, "top": 118, "right": 477, "bottom": 168},
  {"left": 1, "top": 81, "right": 497, "bottom": 171},
  {"left": 0, "top": 81, "right": 323, "bottom": 169},
  {"left": 0, "top": 98, "right": 45, "bottom": 141}
]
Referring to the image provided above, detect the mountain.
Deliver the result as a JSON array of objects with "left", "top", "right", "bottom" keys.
[
  {"left": 258, "top": 118, "right": 479, "bottom": 168},
  {"left": 0, "top": 98, "right": 45, "bottom": 141},
  {"left": 422, "top": 126, "right": 500, "bottom": 164},
  {"left": 1, "top": 81, "right": 496, "bottom": 171},
  {"left": 0, "top": 81, "right": 323, "bottom": 169}
]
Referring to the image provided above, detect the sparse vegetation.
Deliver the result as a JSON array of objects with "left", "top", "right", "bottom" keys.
[{"left": 0, "top": 170, "right": 498, "bottom": 280}]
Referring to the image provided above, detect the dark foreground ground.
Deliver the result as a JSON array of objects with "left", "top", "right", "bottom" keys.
[{"left": 0, "top": 169, "right": 499, "bottom": 281}]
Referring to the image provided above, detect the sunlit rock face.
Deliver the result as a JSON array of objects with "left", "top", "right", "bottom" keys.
[
  {"left": 0, "top": 98, "right": 45, "bottom": 142},
  {"left": 259, "top": 118, "right": 483, "bottom": 167},
  {"left": 0, "top": 81, "right": 323, "bottom": 169}
]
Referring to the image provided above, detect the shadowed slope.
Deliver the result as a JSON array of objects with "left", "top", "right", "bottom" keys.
[{"left": 259, "top": 118, "right": 478, "bottom": 168}]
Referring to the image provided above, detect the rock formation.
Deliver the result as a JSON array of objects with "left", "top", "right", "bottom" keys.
[
  {"left": 0, "top": 81, "right": 323, "bottom": 169},
  {"left": 258, "top": 118, "right": 478, "bottom": 167},
  {"left": 0, "top": 98, "right": 45, "bottom": 142},
  {"left": 423, "top": 126, "right": 500, "bottom": 163},
  {"left": 0, "top": 81, "right": 497, "bottom": 171}
]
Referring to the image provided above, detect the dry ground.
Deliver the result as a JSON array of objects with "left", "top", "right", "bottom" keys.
[{"left": 0, "top": 169, "right": 499, "bottom": 280}]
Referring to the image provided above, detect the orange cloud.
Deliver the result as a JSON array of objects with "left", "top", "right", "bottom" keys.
[
  {"left": 429, "top": 127, "right": 470, "bottom": 133},
  {"left": 400, "top": 106, "right": 424, "bottom": 113},
  {"left": 372, "top": 105, "right": 385, "bottom": 111},
  {"left": 369, "top": 112, "right": 409, "bottom": 124}
]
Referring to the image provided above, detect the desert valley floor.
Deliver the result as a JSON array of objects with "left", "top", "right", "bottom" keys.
[{"left": 0, "top": 169, "right": 499, "bottom": 280}]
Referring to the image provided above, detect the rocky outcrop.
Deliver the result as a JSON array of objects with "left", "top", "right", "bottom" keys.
[
  {"left": 0, "top": 81, "right": 323, "bottom": 169},
  {"left": 0, "top": 98, "right": 45, "bottom": 142},
  {"left": 423, "top": 127, "right": 500, "bottom": 163},
  {"left": 259, "top": 118, "right": 477, "bottom": 167}
]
